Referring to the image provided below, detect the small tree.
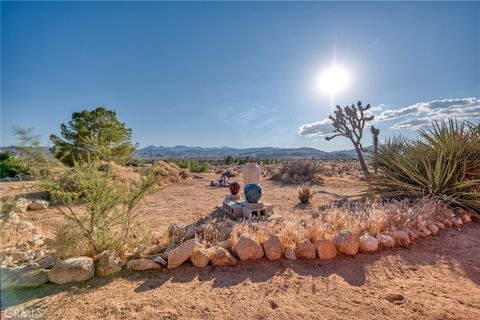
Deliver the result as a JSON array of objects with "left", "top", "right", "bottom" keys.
[
  {"left": 370, "top": 125, "right": 381, "bottom": 173},
  {"left": 50, "top": 107, "right": 137, "bottom": 166},
  {"left": 325, "top": 101, "right": 373, "bottom": 179}
]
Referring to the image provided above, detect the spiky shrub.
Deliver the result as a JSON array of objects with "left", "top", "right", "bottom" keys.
[
  {"left": 298, "top": 183, "right": 315, "bottom": 204},
  {"left": 374, "top": 120, "right": 480, "bottom": 213}
]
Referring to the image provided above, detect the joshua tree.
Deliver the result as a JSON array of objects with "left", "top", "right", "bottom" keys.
[
  {"left": 370, "top": 125, "right": 380, "bottom": 173},
  {"left": 325, "top": 101, "right": 374, "bottom": 179}
]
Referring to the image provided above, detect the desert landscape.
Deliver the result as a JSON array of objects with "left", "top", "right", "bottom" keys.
[{"left": 1, "top": 1, "right": 479, "bottom": 319}]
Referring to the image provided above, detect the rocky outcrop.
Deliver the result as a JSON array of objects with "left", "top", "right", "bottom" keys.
[
  {"left": 296, "top": 240, "right": 316, "bottom": 259},
  {"left": 96, "top": 250, "right": 123, "bottom": 277},
  {"left": 168, "top": 239, "right": 198, "bottom": 269},
  {"left": 333, "top": 231, "right": 359, "bottom": 255},
  {"left": 359, "top": 234, "right": 379, "bottom": 253},
  {"left": 315, "top": 239, "right": 337, "bottom": 260},
  {"left": 209, "top": 247, "right": 237, "bottom": 266},
  {"left": 48, "top": 257, "right": 95, "bottom": 284},
  {"left": 263, "top": 235, "right": 283, "bottom": 260},
  {"left": 235, "top": 236, "right": 264, "bottom": 261}
]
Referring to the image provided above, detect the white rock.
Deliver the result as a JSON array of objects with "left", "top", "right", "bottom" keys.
[
  {"left": 96, "top": 250, "right": 123, "bottom": 277},
  {"left": 48, "top": 256, "right": 95, "bottom": 284},
  {"left": 28, "top": 200, "right": 49, "bottom": 211},
  {"left": 167, "top": 239, "right": 199, "bottom": 269},
  {"left": 209, "top": 247, "right": 237, "bottom": 266},
  {"left": 263, "top": 235, "right": 283, "bottom": 261},
  {"left": 190, "top": 248, "right": 210, "bottom": 267},
  {"left": 235, "top": 236, "right": 264, "bottom": 261},
  {"left": 333, "top": 231, "right": 359, "bottom": 255},
  {"left": 127, "top": 259, "right": 161, "bottom": 271},
  {"left": 359, "top": 234, "right": 379, "bottom": 253}
]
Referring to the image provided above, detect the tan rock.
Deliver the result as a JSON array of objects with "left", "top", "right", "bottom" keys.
[
  {"left": 95, "top": 250, "right": 122, "bottom": 277},
  {"left": 27, "top": 200, "right": 49, "bottom": 211},
  {"left": 127, "top": 259, "right": 161, "bottom": 271},
  {"left": 426, "top": 223, "right": 439, "bottom": 235},
  {"left": 284, "top": 245, "right": 297, "bottom": 260},
  {"left": 168, "top": 239, "right": 198, "bottom": 269},
  {"left": 333, "top": 231, "right": 359, "bottom": 255},
  {"left": 48, "top": 257, "right": 95, "bottom": 284},
  {"left": 263, "top": 235, "right": 283, "bottom": 261},
  {"left": 235, "top": 236, "right": 264, "bottom": 261},
  {"left": 393, "top": 231, "right": 411, "bottom": 247},
  {"left": 210, "top": 247, "right": 237, "bottom": 266},
  {"left": 315, "top": 240, "right": 337, "bottom": 259},
  {"left": 421, "top": 228, "right": 432, "bottom": 236},
  {"left": 434, "top": 221, "right": 445, "bottom": 230},
  {"left": 190, "top": 248, "right": 210, "bottom": 267},
  {"left": 296, "top": 240, "right": 316, "bottom": 259},
  {"left": 453, "top": 218, "right": 463, "bottom": 226},
  {"left": 443, "top": 219, "right": 453, "bottom": 228},
  {"left": 359, "top": 234, "right": 379, "bottom": 253},
  {"left": 377, "top": 234, "right": 395, "bottom": 249},
  {"left": 408, "top": 230, "right": 418, "bottom": 241}
]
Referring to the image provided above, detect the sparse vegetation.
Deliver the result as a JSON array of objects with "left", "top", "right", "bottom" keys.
[
  {"left": 374, "top": 120, "right": 480, "bottom": 213},
  {"left": 166, "top": 157, "right": 209, "bottom": 173},
  {"left": 297, "top": 183, "right": 315, "bottom": 204},
  {"left": 271, "top": 160, "right": 324, "bottom": 184}
]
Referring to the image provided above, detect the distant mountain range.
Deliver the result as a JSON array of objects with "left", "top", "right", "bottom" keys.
[
  {"left": 133, "top": 145, "right": 366, "bottom": 160},
  {"left": 0, "top": 145, "right": 369, "bottom": 160}
]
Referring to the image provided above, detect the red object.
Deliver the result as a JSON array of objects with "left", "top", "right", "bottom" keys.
[{"left": 229, "top": 182, "right": 240, "bottom": 195}]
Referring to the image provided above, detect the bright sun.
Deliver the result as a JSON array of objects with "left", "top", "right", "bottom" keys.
[{"left": 317, "top": 65, "right": 349, "bottom": 96}]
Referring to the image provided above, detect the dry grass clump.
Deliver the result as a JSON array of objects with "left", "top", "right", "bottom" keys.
[
  {"left": 297, "top": 183, "right": 315, "bottom": 204},
  {"left": 271, "top": 160, "right": 324, "bottom": 184},
  {"left": 152, "top": 160, "right": 184, "bottom": 185}
]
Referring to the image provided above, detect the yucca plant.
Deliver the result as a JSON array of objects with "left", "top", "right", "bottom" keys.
[
  {"left": 373, "top": 120, "right": 480, "bottom": 213},
  {"left": 298, "top": 183, "right": 315, "bottom": 204}
]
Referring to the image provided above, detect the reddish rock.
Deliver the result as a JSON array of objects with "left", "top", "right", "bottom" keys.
[
  {"left": 296, "top": 240, "right": 316, "bottom": 259},
  {"left": 333, "top": 231, "right": 359, "bottom": 255},
  {"left": 315, "top": 240, "right": 337, "bottom": 259}
]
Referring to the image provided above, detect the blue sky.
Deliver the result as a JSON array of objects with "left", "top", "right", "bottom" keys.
[{"left": 1, "top": 1, "right": 479, "bottom": 151}]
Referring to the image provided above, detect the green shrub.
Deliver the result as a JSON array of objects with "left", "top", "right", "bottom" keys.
[
  {"left": 166, "top": 158, "right": 209, "bottom": 173},
  {"left": 374, "top": 120, "right": 480, "bottom": 212},
  {"left": 0, "top": 151, "right": 24, "bottom": 178}
]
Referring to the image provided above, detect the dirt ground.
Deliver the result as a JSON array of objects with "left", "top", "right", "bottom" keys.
[{"left": 1, "top": 174, "right": 479, "bottom": 319}]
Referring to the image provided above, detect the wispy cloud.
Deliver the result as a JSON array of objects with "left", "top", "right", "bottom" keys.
[
  {"left": 219, "top": 104, "right": 278, "bottom": 128},
  {"left": 298, "top": 97, "right": 480, "bottom": 136}
]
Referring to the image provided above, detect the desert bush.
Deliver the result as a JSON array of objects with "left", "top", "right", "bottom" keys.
[
  {"left": 271, "top": 160, "right": 324, "bottom": 184},
  {"left": 298, "top": 183, "right": 315, "bottom": 204},
  {"left": 166, "top": 158, "right": 209, "bottom": 173},
  {"left": 0, "top": 151, "right": 25, "bottom": 178},
  {"left": 374, "top": 120, "right": 480, "bottom": 212},
  {"left": 52, "top": 222, "right": 95, "bottom": 259},
  {"left": 44, "top": 160, "right": 157, "bottom": 255}
]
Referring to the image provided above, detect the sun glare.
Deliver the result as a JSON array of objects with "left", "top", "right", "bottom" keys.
[{"left": 317, "top": 65, "right": 350, "bottom": 96}]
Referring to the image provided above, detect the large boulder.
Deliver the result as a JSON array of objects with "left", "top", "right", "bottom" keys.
[
  {"left": 315, "top": 240, "right": 337, "bottom": 260},
  {"left": 210, "top": 247, "right": 237, "bottom": 266},
  {"left": 168, "top": 239, "right": 199, "bottom": 269},
  {"left": 376, "top": 234, "right": 395, "bottom": 249},
  {"left": 48, "top": 257, "right": 95, "bottom": 284},
  {"left": 190, "top": 248, "right": 210, "bottom": 268},
  {"left": 28, "top": 200, "right": 49, "bottom": 211},
  {"left": 1, "top": 265, "right": 49, "bottom": 290},
  {"left": 263, "top": 235, "right": 283, "bottom": 261},
  {"left": 235, "top": 236, "right": 264, "bottom": 261},
  {"left": 296, "top": 240, "right": 316, "bottom": 259},
  {"left": 359, "top": 234, "right": 378, "bottom": 253},
  {"left": 333, "top": 231, "right": 359, "bottom": 255},
  {"left": 127, "top": 259, "right": 161, "bottom": 271},
  {"left": 96, "top": 250, "right": 123, "bottom": 277}
]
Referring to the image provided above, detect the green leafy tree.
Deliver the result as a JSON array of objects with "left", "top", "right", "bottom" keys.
[
  {"left": 0, "top": 151, "right": 24, "bottom": 178},
  {"left": 50, "top": 107, "right": 137, "bottom": 166}
]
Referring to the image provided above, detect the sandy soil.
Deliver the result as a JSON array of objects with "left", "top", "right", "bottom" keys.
[{"left": 2, "top": 223, "right": 479, "bottom": 320}]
